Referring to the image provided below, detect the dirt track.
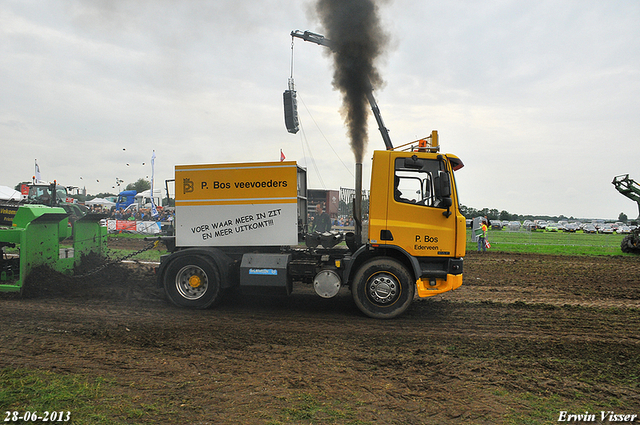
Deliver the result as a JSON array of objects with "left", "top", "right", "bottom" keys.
[{"left": 1, "top": 244, "right": 639, "bottom": 424}]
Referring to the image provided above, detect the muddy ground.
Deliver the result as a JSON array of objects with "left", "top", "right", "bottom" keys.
[{"left": 1, "top": 238, "right": 639, "bottom": 424}]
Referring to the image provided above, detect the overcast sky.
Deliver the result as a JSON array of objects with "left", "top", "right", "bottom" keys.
[{"left": 2, "top": 0, "right": 639, "bottom": 220}]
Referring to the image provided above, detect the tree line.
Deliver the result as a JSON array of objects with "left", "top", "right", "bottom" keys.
[{"left": 460, "top": 205, "right": 631, "bottom": 223}]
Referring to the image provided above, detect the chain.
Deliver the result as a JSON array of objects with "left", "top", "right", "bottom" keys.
[{"left": 72, "top": 240, "right": 160, "bottom": 278}]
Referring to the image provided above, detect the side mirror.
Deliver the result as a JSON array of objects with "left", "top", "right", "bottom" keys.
[
  {"left": 438, "top": 171, "right": 451, "bottom": 198},
  {"left": 441, "top": 196, "right": 452, "bottom": 217},
  {"left": 437, "top": 171, "right": 453, "bottom": 217}
]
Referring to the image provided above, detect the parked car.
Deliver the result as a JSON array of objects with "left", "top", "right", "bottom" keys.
[
  {"left": 491, "top": 220, "right": 503, "bottom": 230},
  {"left": 599, "top": 224, "right": 615, "bottom": 234},
  {"left": 534, "top": 220, "right": 547, "bottom": 230},
  {"left": 508, "top": 221, "right": 521, "bottom": 231},
  {"left": 617, "top": 225, "right": 631, "bottom": 234},
  {"left": 583, "top": 224, "right": 597, "bottom": 234},
  {"left": 545, "top": 222, "right": 559, "bottom": 232},
  {"left": 564, "top": 223, "right": 580, "bottom": 232}
]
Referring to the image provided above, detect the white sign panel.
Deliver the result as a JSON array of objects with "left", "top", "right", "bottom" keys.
[{"left": 176, "top": 203, "right": 297, "bottom": 246}]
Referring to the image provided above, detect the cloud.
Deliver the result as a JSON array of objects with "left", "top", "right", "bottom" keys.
[{"left": 1, "top": 0, "right": 639, "bottom": 219}]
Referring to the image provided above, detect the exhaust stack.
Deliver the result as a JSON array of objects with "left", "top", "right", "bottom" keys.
[{"left": 354, "top": 162, "right": 363, "bottom": 243}]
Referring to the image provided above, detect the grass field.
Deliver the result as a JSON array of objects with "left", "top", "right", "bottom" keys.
[
  {"left": 107, "top": 228, "right": 633, "bottom": 260},
  {"left": 469, "top": 229, "right": 629, "bottom": 256}
]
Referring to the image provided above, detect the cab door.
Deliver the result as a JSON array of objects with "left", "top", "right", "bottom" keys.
[{"left": 382, "top": 153, "right": 458, "bottom": 258}]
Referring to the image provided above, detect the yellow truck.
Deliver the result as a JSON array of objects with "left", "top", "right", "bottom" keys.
[
  {"left": 156, "top": 132, "right": 465, "bottom": 318},
  {"left": 154, "top": 29, "right": 465, "bottom": 318}
]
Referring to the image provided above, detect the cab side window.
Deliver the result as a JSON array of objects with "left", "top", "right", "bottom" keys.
[{"left": 394, "top": 157, "right": 448, "bottom": 208}]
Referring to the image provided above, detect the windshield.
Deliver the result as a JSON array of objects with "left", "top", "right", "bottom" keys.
[{"left": 28, "top": 186, "right": 67, "bottom": 204}]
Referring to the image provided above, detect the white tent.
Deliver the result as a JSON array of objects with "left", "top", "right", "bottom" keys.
[
  {"left": 86, "top": 197, "right": 115, "bottom": 208},
  {"left": 0, "top": 185, "right": 22, "bottom": 201}
]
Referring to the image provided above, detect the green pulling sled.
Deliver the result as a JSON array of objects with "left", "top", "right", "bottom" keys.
[{"left": 0, "top": 204, "right": 106, "bottom": 294}]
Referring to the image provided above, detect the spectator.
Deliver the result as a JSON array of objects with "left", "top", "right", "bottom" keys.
[
  {"left": 477, "top": 217, "right": 489, "bottom": 252},
  {"left": 311, "top": 203, "right": 331, "bottom": 233}
]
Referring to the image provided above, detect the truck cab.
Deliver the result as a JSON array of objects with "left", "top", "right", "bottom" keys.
[
  {"left": 364, "top": 148, "right": 465, "bottom": 300},
  {"left": 115, "top": 190, "right": 137, "bottom": 211},
  {"left": 134, "top": 189, "right": 162, "bottom": 210}
]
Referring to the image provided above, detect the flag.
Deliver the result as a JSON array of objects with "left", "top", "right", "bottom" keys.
[
  {"left": 150, "top": 150, "right": 159, "bottom": 218},
  {"left": 280, "top": 149, "right": 286, "bottom": 162},
  {"left": 34, "top": 159, "right": 41, "bottom": 182}
]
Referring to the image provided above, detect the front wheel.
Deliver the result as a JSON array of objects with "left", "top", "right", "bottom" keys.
[
  {"left": 163, "top": 255, "right": 221, "bottom": 309},
  {"left": 351, "top": 257, "right": 415, "bottom": 319}
]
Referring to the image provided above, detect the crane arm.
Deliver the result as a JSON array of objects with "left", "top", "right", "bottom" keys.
[
  {"left": 613, "top": 174, "right": 640, "bottom": 219},
  {"left": 291, "top": 30, "right": 393, "bottom": 150},
  {"left": 613, "top": 175, "right": 640, "bottom": 202},
  {"left": 291, "top": 30, "right": 333, "bottom": 49}
]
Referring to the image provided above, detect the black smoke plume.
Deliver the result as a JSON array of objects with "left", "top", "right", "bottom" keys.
[{"left": 316, "top": 0, "right": 389, "bottom": 163}]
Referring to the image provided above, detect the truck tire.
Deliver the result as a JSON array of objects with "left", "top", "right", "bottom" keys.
[
  {"left": 163, "top": 255, "right": 221, "bottom": 309},
  {"left": 351, "top": 257, "right": 415, "bottom": 319}
]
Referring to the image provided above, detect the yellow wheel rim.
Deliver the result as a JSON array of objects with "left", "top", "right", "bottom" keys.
[{"left": 189, "top": 275, "right": 202, "bottom": 288}]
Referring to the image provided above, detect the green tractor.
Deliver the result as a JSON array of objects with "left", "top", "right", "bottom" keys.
[
  {"left": 612, "top": 174, "right": 640, "bottom": 254},
  {"left": 25, "top": 181, "right": 89, "bottom": 225}
]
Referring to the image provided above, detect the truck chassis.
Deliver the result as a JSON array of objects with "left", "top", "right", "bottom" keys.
[{"left": 156, "top": 240, "right": 463, "bottom": 319}]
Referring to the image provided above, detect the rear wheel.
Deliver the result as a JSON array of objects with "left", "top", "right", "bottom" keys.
[
  {"left": 621, "top": 233, "right": 640, "bottom": 254},
  {"left": 163, "top": 255, "right": 221, "bottom": 309},
  {"left": 351, "top": 257, "right": 415, "bottom": 319}
]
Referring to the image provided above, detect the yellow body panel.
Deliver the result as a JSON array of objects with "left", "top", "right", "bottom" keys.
[
  {"left": 416, "top": 274, "right": 463, "bottom": 298},
  {"left": 175, "top": 161, "right": 298, "bottom": 204}
]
